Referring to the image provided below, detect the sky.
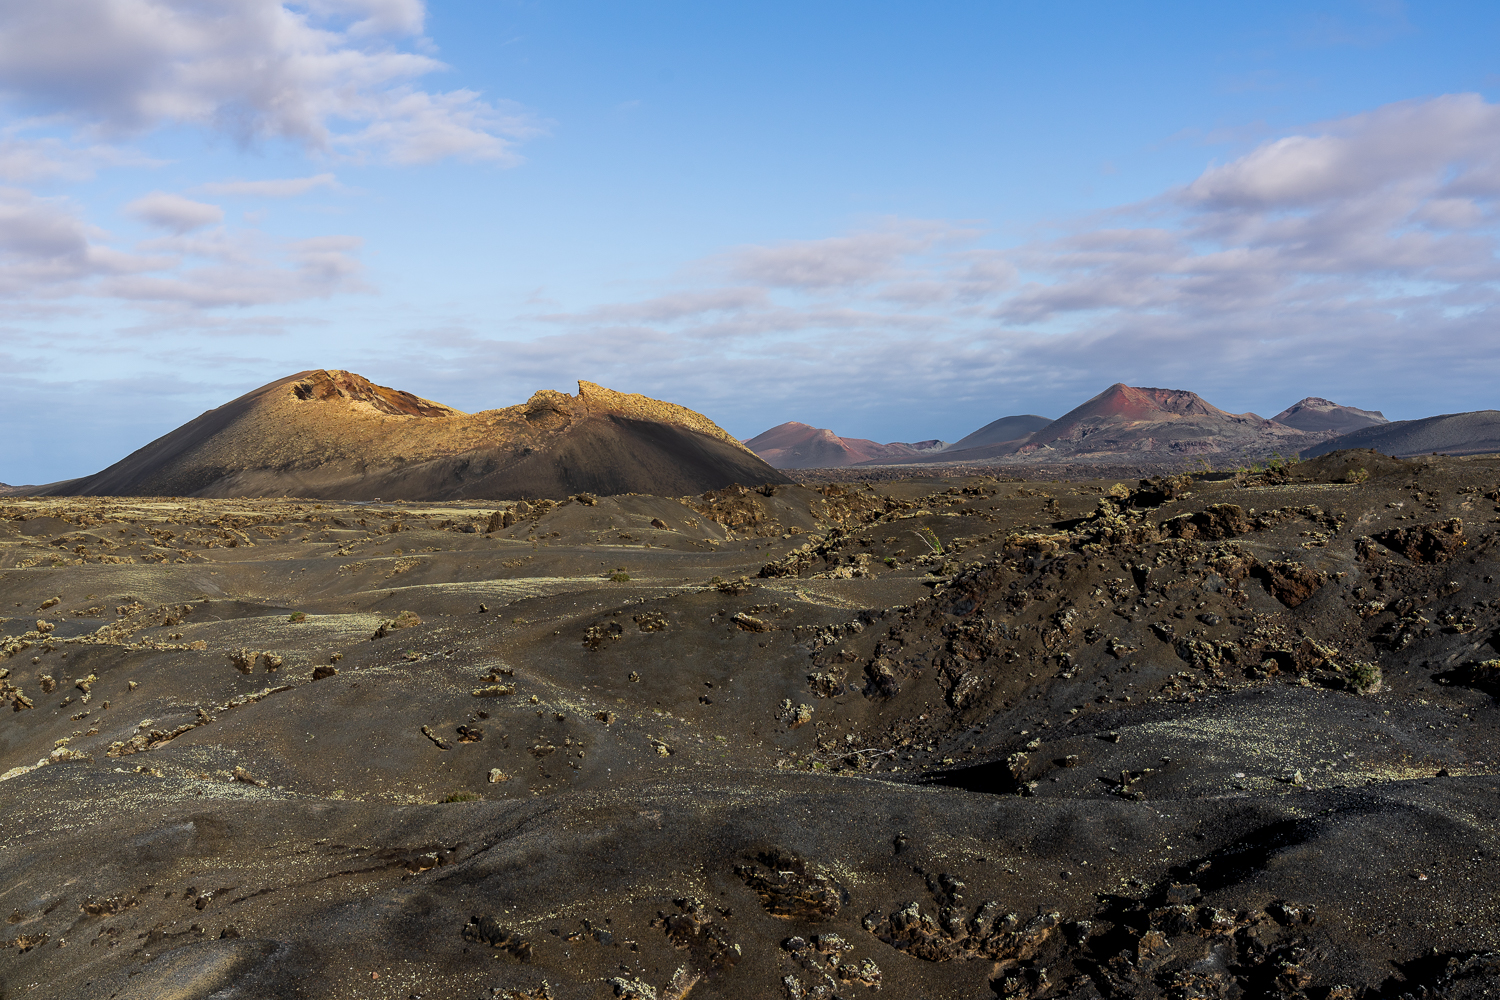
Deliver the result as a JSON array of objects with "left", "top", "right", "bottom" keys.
[{"left": 1, "top": 0, "right": 1499, "bottom": 483}]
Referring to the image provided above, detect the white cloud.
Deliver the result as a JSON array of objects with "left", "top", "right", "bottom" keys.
[
  {"left": 304, "top": 0, "right": 424, "bottom": 37},
  {"left": 124, "top": 191, "right": 224, "bottom": 232},
  {"left": 1185, "top": 94, "right": 1500, "bottom": 210},
  {"left": 201, "top": 172, "right": 338, "bottom": 197},
  {"left": 0, "top": 186, "right": 160, "bottom": 298},
  {"left": 337, "top": 87, "right": 541, "bottom": 165},
  {"left": 0, "top": 0, "right": 541, "bottom": 164},
  {"left": 723, "top": 224, "right": 969, "bottom": 289},
  {"left": 1006, "top": 94, "right": 1500, "bottom": 331},
  {"left": 0, "top": 183, "right": 363, "bottom": 308},
  {"left": 0, "top": 126, "right": 156, "bottom": 182}
]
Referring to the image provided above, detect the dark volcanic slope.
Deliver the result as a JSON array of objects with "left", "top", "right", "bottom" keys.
[
  {"left": 1273, "top": 396, "right": 1387, "bottom": 434},
  {"left": 6, "top": 457, "right": 1500, "bottom": 998},
  {"left": 40, "top": 370, "right": 787, "bottom": 501},
  {"left": 1303, "top": 409, "right": 1500, "bottom": 459},
  {"left": 947, "top": 413, "right": 1055, "bottom": 451}
]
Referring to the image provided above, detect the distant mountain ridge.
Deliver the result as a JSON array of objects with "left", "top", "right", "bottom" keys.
[
  {"left": 38, "top": 370, "right": 788, "bottom": 500},
  {"left": 751, "top": 384, "right": 1403, "bottom": 470},
  {"left": 743, "top": 422, "right": 948, "bottom": 469}
]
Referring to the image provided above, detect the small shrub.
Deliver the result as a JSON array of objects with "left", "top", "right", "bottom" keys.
[
  {"left": 1345, "top": 468, "right": 1370, "bottom": 484},
  {"left": 1347, "top": 660, "right": 1383, "bottom": 694},
  {"left": 608, "top": 572, "right": 631, "bottom": 582},
  {"left": 287, "top": 612, "right": 306, "bottom": 623},
  {"left": 441, "top": 792, "right": 480, "bottom": 803}
]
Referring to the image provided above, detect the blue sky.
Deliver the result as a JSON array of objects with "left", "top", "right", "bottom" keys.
[{"left": 2, "top": 0, "right": 1499, "bottom": 482}]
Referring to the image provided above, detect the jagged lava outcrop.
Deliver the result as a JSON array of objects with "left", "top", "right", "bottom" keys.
[{"left": 41, "top": 370, "right": 788, "bottom": 500}]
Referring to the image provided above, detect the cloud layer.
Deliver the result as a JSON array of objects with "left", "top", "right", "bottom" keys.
[
  {"left": 0, "top": 185, "right": 363, "bottom": 308},
  {"left": 0, "top": 2, "right": 519, "bottom": 356},
  {"left": 0, "top": 0, "right": 541, "bottom": 163},
  {"left": 410, "top": 94, "right": 1500, "bottom": 439}
]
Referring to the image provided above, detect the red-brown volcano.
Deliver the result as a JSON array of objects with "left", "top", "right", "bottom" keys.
[{"left": 1003, "top": 383, "right": 1315, "bottom": 462}]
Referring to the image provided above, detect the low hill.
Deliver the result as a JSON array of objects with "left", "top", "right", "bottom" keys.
[
  {"left": 744, "top": 422, "right": 946, "bottom": 469},
  {"left": 1273, "top": 397, "right": 1387, "bottom": 434},
  {"left": 1301, "top": 410, "right": 1500, "bottom": 460},
  {"left": 41, "top": 370, "right": 789, "bottom": 500}
]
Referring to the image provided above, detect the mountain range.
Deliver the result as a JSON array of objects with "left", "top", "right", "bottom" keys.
[
  {"left": 7, "top": 375, "right": 1499, "bottom": 499},
  {"left": 747, "top": 384, "right": 1399, "bottom": 468}
]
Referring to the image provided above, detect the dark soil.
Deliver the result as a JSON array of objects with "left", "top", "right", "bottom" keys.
[{"left": 4, "top": 452, "right": 1500, "bottom": 998}]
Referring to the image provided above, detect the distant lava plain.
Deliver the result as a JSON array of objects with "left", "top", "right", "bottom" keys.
[{"left": 6, "top": 449, "right": 1500, "bottom": 997}]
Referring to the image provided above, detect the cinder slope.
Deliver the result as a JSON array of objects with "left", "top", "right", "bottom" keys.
[
  {"left": 745, "top": 421, "right": 930, "bottom": 469},
  {"left": 1302, "top": 409, "right": 1500, "bottom": 459},
  {"left": 43, "top": 370, "right": 787, "bottom": 500},
  {"left": 1273, "top": 396, "right": 1387, "bottom": 433}
]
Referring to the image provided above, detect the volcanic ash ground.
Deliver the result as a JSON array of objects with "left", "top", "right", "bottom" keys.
[{"left": 4, "top": 453, "right": 1500, "bottom": 998}]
